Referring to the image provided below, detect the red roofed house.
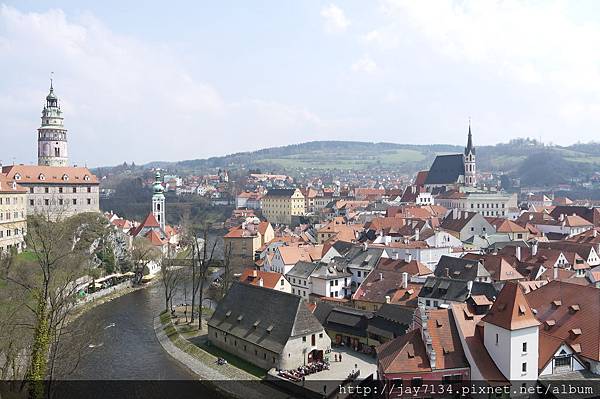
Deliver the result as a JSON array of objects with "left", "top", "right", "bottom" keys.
[
  {"left": 376, "top": 307, "right": 470, "bottom": 398},
  {"left": 238, "top": 268, "right": 291, "bottom": 293}
]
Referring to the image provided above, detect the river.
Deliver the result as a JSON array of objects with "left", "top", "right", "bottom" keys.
[{"left": 52, "top": 283, "right": 226, "bottom": 398}]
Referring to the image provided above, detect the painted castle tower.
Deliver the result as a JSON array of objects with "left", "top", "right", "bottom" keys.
[{"left": 38, "top": 80, "right": 68, "bottom": 167}]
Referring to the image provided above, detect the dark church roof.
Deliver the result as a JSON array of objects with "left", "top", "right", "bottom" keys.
[{"left": 424, "top": 154, "right": 465, "bottom": 185}]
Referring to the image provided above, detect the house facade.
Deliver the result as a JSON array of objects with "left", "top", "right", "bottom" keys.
[
  {"left": 261, "top": 188, "right": 305, "bottom": 225},
  {"left": 208, "top": 283, "right": 331, "bottom": 370},
  {"left": 0, "top": 174, "right": 27, "bottom": 253}
]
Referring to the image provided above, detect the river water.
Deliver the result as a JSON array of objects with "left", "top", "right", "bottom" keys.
[{"left": 52, "top": 284, "right": 226, "bottom": 398}]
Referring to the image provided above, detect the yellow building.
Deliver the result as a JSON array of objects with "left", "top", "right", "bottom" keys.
[
  {"left": 261, "top": 188, "right": 305, "bottom": 225},
  {"left": 0, "top": 174, "right": 28, "bottom": 253}
]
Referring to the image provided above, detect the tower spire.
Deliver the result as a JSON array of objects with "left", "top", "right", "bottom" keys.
[{"left": 50, "top": 71, "right": 54, "bottom": 90}]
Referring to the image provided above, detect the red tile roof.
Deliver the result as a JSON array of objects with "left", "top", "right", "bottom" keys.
[
  {"left": 481, "top": 282, "right": 540, "bottom": 330},
  {"left": 2, "top": 164, "right": 98, "bottom": 184},
  {"left": 239, "top": 268, "right": 283, "bottom": 289},
  {"left": 526, "top": 280, "right": 600, "bottom": 362}
]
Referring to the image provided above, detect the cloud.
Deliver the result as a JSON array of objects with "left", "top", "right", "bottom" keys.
[
  {"left": 351, "top": 55, "right": 377, "bottom": 74},
  {"left": 0, "top": 5, "right": 331, "bottom": 165},
  {"left": 378, "top": 0, "right": 600, "bottom": 91},
  {"left": 320, "top": 4, "right": 350, "bottom": 33}
]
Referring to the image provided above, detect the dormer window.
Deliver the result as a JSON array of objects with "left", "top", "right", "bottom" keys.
[
  {"left": 39, "top": 174, "right": 45, "bottom": 181},
  {"left": 84, "top": 175, "right": 90, "bottom": 181},
  {"left": 14, "top": 173, "right": 21, "bottom": 181},
  {"left": 62, "top": 174, "right": 69, "bottom": 181}
]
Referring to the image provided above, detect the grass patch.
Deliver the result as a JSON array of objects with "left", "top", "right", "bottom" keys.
[
  {"left": 159, "top": 311, "right": 265, "bottom": 379},
  {"left": 197, "top": 341, "right": 267, "bottom": 378},
  {"left": 16, "top": 250, "right": 38, "bottom": 262}
]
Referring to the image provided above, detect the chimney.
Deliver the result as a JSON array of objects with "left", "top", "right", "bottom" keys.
[
  {"left": 559, "top": 213, "right": 565, "bottom": 222},
  {"left": 394, "top": 252, "right": 399, "bottom": 260},
  {"left": 379, "top": 272, "right": 384, "bottom": 281},
  {"left": 415, "top": 229, "right": 420, "bottom": 241},
  {"left": 362, "top": 242, "right": 368, "bottom": 252},
  {"left": 467, "top": 280, "right": 473, "bottom": 296},
  {"left": 252, "top": 269, "right": 258, "bottom": 277},
  {"left": 553, "top": 266, "right": 558, "bottom": 280},
  {"left": 445, "top": 268, "right": 450, "bottom": 278},
  {"left": 516, "top": 246, "right": 522, "bottom": 261},
  {"left": 258, "top": 277, "right": 264, "bottom": 287},
  {"left": 594, "top": 229, "right": 598, "bottom": 238},
  {"left": 385, "top": 295, "right": 391, "bottom": 304},
  {"left": 405, "top": 251, "right": 412, "bottom": 263},
  {"left": 402, "top": 272, "right": 409, "bottom": 289},
  {"left": 532, "top": 241, "right": 538, "bottom": 256}
]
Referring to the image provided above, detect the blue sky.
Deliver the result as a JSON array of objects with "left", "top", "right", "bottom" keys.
[{"left": 2, "top": 1, "right": 600, "bottom": 166}]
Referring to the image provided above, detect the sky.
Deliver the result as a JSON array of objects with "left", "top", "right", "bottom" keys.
[{"left": 2, "top": 0, "right": 600, "bottom": 166}]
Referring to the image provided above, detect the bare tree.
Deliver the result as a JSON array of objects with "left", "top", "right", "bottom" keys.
[
  {"left": 160, "top": 255, "right": 184, "bottom": 313},
  {"left": 130, "top": 237, "right": 161, "bottom": 284},
  {"left": 0, "top": 212, "right": 109, "bottom": 398}
]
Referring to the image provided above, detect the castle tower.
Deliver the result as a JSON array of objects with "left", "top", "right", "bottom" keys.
[
  {"left": 464, "top": 121, "right": 476, "bottom": 187},
  {"left": 38, "top": 78, "right": 68, "bottom": 166},
  {"left": 152, "top": 171, "right": 166, "bottom": 231}
]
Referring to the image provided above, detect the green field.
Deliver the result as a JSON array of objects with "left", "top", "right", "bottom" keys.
[{"left": 252, "top": 148, "right": 427, "bottom": 170}]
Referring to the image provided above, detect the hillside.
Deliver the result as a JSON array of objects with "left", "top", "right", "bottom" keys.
[{"left": 94, "top": 139, "right": 600, "bottom": 186}]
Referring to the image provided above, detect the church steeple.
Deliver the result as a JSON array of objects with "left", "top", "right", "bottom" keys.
[
  {"left": 464, "top": 120, "right": 476, "bottom": 187},
  {"left": 152, "top": 171, "right": 166, "bottom": 231},
  {"left": 38, "top": 76, "right": 68, "bottom": 167}
]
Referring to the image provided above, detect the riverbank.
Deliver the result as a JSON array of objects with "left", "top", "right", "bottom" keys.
[
  {"left": 154, "top": 311, "right": 290, "bottom": 399},
  {"left": 68, "top": 279, "right": 158, "bottom": 324}
]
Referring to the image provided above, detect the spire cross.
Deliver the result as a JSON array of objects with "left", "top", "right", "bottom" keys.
[{"left": 50, "top": 72, "right": 54, "bottom": 90}]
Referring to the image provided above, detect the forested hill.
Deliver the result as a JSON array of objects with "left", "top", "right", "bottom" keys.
[{"left": 94, "top": 139, "right": 600, "bottom": 186}]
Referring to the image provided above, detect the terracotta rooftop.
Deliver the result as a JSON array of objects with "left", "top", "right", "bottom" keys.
[
  {"left": 526, "top": 280, "right": 600, "bottom": 362},
  {"left": 239, "top": 268, "right": 283, "bottom": 289},
  {"left": 481, "top": 282, "right": 540, "bottom": 331},
  {"left": 2, "top": 164, "right": 98, "bottom": 184},
  {"left": 0, "top": 173, "right": 27, "bottom": 194}
]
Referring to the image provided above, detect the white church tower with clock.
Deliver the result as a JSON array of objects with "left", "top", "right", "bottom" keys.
[{"left": 38, "top": 78, "right": 69, "bottom": 167}]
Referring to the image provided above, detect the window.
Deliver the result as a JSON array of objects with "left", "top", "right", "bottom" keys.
[
  {"left": 280, "top": 279, "right": 284, "bottom": 286},
  {"left": 29, "top": 187, "right": 34, "bottom": 193},
  {"left": 59, "top": 187, "right": 63, "bottom": 193},
  {"left": 72, "top": 187, "right": 77, "bottom": 193},
  {"left": 44, "top": 199, "right": 49, "bottom": 206},
  {"left": 44, "top": 187, "right": 49, "bottom": 193},
  {"left": 357, "top": 271, "right": 361, "bottom": 277},
  {"left": 72, "top": 199, "right": 77, "bottom": 205},
  {"left": 319, "top": 333, "right": 323, "bottom": 338},
  {"left": 29, "top": 200, "right": 34, "bottom": 206},
  {"left": 87, "top": 198, "right": 91, "bottom": 205},
  {"left": 311, "top": 334, "right": 316, "bottom": 346},
  {"left": 522, "top": 342, "right": 527, "bottom": 353},
  {"left": 87, "top": 187, "right": 92, "bottom": 193},
  {"left": 302, "top": 336, "right": 306, "bottom": 342},
  {"left": 411, "top": 377, "right": 423, "bottom": 387},
  {"left": 522, "top": 362, "right": 527, "bottom": 373},
  {"left": 425, "top": 300, "right": 431, "bottom": 306},
  {"left": 554, "top": 356, "right": 571, "bottom": 368}
]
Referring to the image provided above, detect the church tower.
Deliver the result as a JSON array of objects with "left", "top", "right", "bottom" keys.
[
  {"left": 38, "top": 79, "right": 68, "bottom": 167},
  {"left": 152, "top": 171, "right": 166, "bottom": 231},
  {"left": 464, "top": 121, "right": 476, "bottom": 187}
]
